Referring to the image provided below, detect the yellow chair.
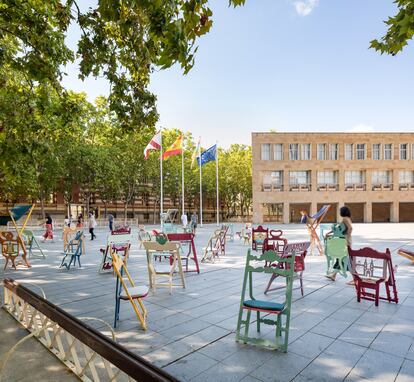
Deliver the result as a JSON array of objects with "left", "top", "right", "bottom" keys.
[
  {"left": 109, "top": 236, "right": 148, "bottom": 330},
  {"left": 143, "top": 241, "right": 185, "bottom": 294}
]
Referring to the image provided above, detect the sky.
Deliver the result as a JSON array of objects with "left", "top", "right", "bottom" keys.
[{"left": 61, "top": 0, "right": 414, "bottom": 148}]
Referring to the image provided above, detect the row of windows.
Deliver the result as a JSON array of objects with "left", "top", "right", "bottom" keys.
[
  {"left": 261, "top": 143, "right": 414, "bottom": 161},
  {"left": 262, "top": 170, "right": 414, "bottom": 191}
]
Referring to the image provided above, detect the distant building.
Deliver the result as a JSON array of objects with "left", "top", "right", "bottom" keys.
[{"left": 252, "top": 132, "right": 414, "bottom": 223}]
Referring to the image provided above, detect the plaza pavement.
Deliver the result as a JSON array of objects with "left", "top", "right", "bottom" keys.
[{"left": 1, "top": 223, "right": 414, "bottom": 382}]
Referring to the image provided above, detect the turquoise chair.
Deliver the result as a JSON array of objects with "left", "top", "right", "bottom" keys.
[
  {"left": 236, "top": 249, "right": 295, "bottom": 352},
  {"left": 60, "top": 231, "right": 84, "bottom": 270}
]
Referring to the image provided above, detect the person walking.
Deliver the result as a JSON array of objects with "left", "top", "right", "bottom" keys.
[
  {"left": 42, "top": 214, "right": 54, "bottom": 242},
  {"left": 190, "top": 211, "right": 198, "bottom": 234},
  {"left": 88, "top": 212, "right": 97, "bottom": 240},
  {"left": 181, "top": 212, "right": 188, "bottom": 229},
  {"left": 108, "top": 213, "right": 114, "bottom": 232}
]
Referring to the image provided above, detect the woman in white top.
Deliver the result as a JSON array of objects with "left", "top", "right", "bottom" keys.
[{"left": 88, "top": 212, "right": 97, "bottom": 240}]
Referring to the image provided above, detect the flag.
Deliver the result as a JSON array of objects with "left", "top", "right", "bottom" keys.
[
  {"left": 191, "top": 137, "right": 201, "bottom": 168},
  {"left": 163, "top": 135, "right": 183, "bottom": 160},
  {"left": 197, "top": 144, "right": 217, "bottom": 166},
  {"left": 144, "top": 131, "right": 161, "bottom": 160}
]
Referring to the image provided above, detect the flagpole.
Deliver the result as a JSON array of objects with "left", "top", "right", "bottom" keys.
[
  {"left": 199, "top": 138, "right": 203, "bottom": 227},
  {"left": 160, "top": 129, "right": 164, "bottom": 220},
  {"left": 182, "top": 137, "right": 185, "bottom": 217},
  {"left": 216, "top": 142, "right": 219, "bottom": 226}
]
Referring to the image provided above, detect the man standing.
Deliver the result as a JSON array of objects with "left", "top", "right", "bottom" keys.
[
  {"left": 190, "top": 211, "right": 198, "bottom": 234},
  {"left": 108, "top": 213, "right": 114, "bottom": 232}
]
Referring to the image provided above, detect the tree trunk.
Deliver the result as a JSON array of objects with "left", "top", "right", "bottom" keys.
[
  {"left": 40, "top": 197, "right": 46, "bottom": 220},
  {"left": 124, "top": 202, "right": 128, "bottom": 225}
]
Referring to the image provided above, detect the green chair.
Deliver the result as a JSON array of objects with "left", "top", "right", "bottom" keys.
[
  {"left": 236, "top": 249, "right": 295, "bottom": 352},
  {"left": 325, "top": 236, "right": 349, "bottom": 277},
  {"left": 22, "top": 229, "right": 45, "bottom": 259}
]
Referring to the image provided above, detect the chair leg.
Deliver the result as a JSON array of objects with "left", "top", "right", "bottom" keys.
[
  {"left": 235, "top": 307, "right": 244, "bottom": 340},
  {"left": 256, "top": 311, "right": 261, "bottom": 333},
  {"left": 299, "top": 272, "right": 304, "bottom": 296},
  {"left": 244, "top": 310, "right": 251, "bottom": 339},
  {"left": 375, "top": 285, "right": 379, "bottom": 307}
]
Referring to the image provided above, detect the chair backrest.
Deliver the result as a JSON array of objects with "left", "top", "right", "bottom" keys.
[
  {"left": 348, "top": 246, "right": 394, "bottom": 284},
  {"left": 68, "top": 231, "right": 84, "bottom": 255},
  {"left": 310, "top": 205, "right": 330, "bottom": 221},
  {"left": 326, "top": 237, "right": 348, "bottom": 261},
  {"left": 331, "top": 223, "right": 347, "bottom": 238},
  {"left": 107, "top": 234, "right": 132, "bottom": 249},
  {"left": 143, "top": 241, "right": 180, "bottom": 255},
  {"left": 167, "top": 233, "right": 194, "bottom": 242},
  {"left": 263, "top": 229, "right": 287, "bottom": 254},
  {"left": 0, "top": 231, "right": 20, "bottom": 254},
  {"left": 252, "top": 225, "right": 269, "bottom": 249},
  {"left": 112, "top": 226, "right": 131, "bottom": 235},
  {"left": 243, "top": 249, "right": 295, "bottom": 303},
  {"left": 284, "top": 241, "right": 310, "bottom": 272}
]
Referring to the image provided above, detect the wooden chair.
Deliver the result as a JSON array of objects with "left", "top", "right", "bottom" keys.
[
  {"left": 226, "top": 223, "right": 234, "bottom": 242},
  {"left": 143, "top": 241, "right": 185, "bottom": 294},
  {"left": 236, "top": 248, "right": 295, "bottom": 352},
  {"left": 22, "top": 229, "right": 45, "bottom": 259},
  {"left": 167, "top": 233, "right": 200, "bottom": 273},
  {"left": 138, "top": 226, "right": 152, "bottom": 249},
  {"left": 0, "top": 231, "right": 28, "bottom": 270},
  {"left": 110, "top": 242, "right": 149, "bottom": 330},
  {"left": 252, "top": 225, "right": 269, "bottom": 251},
  {"left": 348, "top": 246, "right": 398, "bottom": 306},
  {"left": 305, "top": 204, "right": 331, "bottom": 255},
  {"left": 60, "top": 231, "right": 85, "bottom": 270},
  {"left": 264, "top": 241, "right": 310, "bottom": 297},
  {"left": 201, "top": 229, "right": 223, "bottom": 262},
  {"left": 99, "top": 233, "right": 131, "bottom": 274},
  {"left": 325, "top": 237, "right": 349, "bottom": 278}
]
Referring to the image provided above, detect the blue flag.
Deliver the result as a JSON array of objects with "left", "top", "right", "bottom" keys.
[{"left": 197, "top": 144, "right": 217, "bottom": 166}]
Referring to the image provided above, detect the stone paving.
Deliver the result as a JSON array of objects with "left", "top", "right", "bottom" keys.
[{"left": 1, "top": 223, "right": 414, "bottom": 381}]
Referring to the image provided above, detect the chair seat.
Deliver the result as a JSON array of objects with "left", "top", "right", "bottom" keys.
[
  {"left": 120, "top": 286, "right": 149, "bottom": 299},
  {"left": 243, "top": 299, "right": 285, "bottom": 312}
]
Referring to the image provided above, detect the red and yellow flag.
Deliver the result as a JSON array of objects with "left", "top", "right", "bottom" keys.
[{"left": 163, "top": 135, "right": 183, "bottom": 160}]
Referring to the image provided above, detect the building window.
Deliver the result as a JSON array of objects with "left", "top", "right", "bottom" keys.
[
  {"left": 261, "top": 144, "right": 270, "bottom": 160},
  {"left": 289, "top": 171, "right": 311, "bottom": 190},
  {"left": 263, "top": 203, "right": 283, "bottom": 222},
  {"left": 372, "top": 171, "right": 392, "bottom": 189},
  {"left": 399, "top": 171, "right": 414, "bottom": 189},
  {"left": 345, "top": 144, "right": 354, "bottom": 160},
  {"left": 289, "top": 144, "right": 299, "bottom": 160},
  {"left": 301, "top": 144, "right": 311, "bottom": 160},
  {"left": 372, "top": 144, "right": 381, "bottom": 160},
  {"left": 317, "top": 144, "right": 326, "bottom": 160},
  {"left": 317, "top": 171, "right": 338, "bottom": 190},
  {"left": 400, "top": 144, "right": 408, "bottom": 160},
  {"left": 384, "top": 144, "right": 393, "bottom": 160},
  {"left": 273, "top": 144, "right": 283, "bottom": 160},
  {"left": 356, "top": 144, "right": 366, "bottom": 160},
  {"left": 263, "top": 171, "right": 283, "bottom": 191},
  {"left": 329, "top": 144, "right": 339, "bottom": 160},
  {"left": 345, "top": 171, "right": 366, "bottom": 190}
]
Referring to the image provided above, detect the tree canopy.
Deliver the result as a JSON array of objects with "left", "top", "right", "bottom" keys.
[{"left": 0, "top": 0, "right": 245, "bottom": 130}]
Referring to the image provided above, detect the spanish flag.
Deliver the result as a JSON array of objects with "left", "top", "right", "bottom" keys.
[{"left": 162, "top": 135, "right": 183, "bottom": 160}]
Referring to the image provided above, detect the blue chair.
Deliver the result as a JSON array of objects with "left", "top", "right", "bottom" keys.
[{"left": 60, "top": 231, "right": 84, "bottom": 270}]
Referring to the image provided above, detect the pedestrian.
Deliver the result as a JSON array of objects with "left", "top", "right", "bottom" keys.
[
  {"left": 190, "top": 211, "right": 198, "bottom": 234},
  {"left": 76, "top": 213, "right": 84, "bottom": 228},
  {"left": 181, "top": 212, "right": 188, "bottom": 228},
  {"left": 42, "top": 214, "right": 54, "bottom": 242},
  {"left": 108, "top": 213, "right": 114, "bottom": 232},
  {"left": 88, "top": 212, "right": 97, "bottom": 240}
]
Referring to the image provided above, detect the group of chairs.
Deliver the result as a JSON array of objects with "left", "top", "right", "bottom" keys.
[{"left": 201, "top": 224, "right": 229, "bottom": 262}]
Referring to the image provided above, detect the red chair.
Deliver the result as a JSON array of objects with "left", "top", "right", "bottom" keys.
[
  {"left": 252, "top": 225, "right": 268, "bottom": 251},
  {"left": 264, "top": 241, "right": 310, "bottom": 296},
  {"left": 167, "top": 233, "right": 200, "bottom": 273},
  {"left": 348, "top": 246, "right": 398, "bottom": 307},
  {"left": 262, "top": 230, "right": 287, "bottom": 254}
]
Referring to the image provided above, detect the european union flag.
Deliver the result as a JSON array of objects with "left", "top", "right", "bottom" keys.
[{"left": 197, "top": 144, "right": 217, "bottom": 166}]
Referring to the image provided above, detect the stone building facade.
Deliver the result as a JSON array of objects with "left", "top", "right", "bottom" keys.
[{"left": 252, "top": 132, "right": 414, "bottom": 223}]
